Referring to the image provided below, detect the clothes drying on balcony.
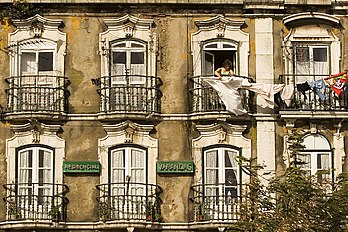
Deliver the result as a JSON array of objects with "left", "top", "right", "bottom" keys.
[
  {"left": 202, "top": 77, "right": 248, "bottom": 115},
  {"left": 202, "top": 76, "right": 286, "bottom": 115},
  {"left": 324, "top": 71, "right": 348, "bottom": 96},
  {"left": 241, "top": 81, "right": 285, "bottom": 108},
  {"left": 308, "top": 79, "right": 327, "bottom": 101}
]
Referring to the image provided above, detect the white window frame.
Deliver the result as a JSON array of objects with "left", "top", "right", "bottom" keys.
[
  {"left": 202, "top": 40, "right": 238, "bottom": 76},
  {"left": 110, "top": 40, "right": 147, "bottom": 82},
  {"left": 282, "top": 13, "right": 340, "bottom": 83},
  {"left": 191, "top": 15, "right": 249, "bottom": 78},
  {"left": 293, "top": 44, "right": 330, "bottom": 82},
  {"left": 109, "top": 145, "right": 147, "bottom": 195},
  {"left": 297, "top": 134, "right": 333, "bottom": 182},
  {"left": 6, "top": 123, "right": 65, "bottom": 188},
  {"left": 99, "top": 121, "right": 157, "bottom": 187},
  {"left": 203, "top": 146, "right": 240, "bottom": 199}
]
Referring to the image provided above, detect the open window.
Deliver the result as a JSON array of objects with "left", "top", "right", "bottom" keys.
[
  {"left": 7, "top": 15, "right": 67, "bottom": 114},
  {"left": 202, "top": 40, "right": 238, "bottom": 76}
]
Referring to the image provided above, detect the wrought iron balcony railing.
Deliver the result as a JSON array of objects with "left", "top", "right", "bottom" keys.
[
  {"left": 93, "top": 75, "right": 161, "bottom": 114},
  {"left": 5, "top": 75, "right": 70, "bottom": 114},
  {"left": 190, "top": 183, "right": 242, "bottom": 222},
  {"left": 189, "top": 76, "right": 253, "bottom": 114},
  {"left": 96, "top": 182, "right": 163, "bottom": 222},
  {"left": 3, "top": 183, "right": 68, "bottom": 221},
  {"left": 279, "top": 74, "right": 348, "bottom": 111}
]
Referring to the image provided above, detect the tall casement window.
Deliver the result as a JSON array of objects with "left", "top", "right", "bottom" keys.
[
  {"left": 97, "top": 15, "right": 159, "bottom": 115},
  {"left": 198, "top": 145, "right": 241, "bottom": 221},
  {"left": 280, "top": 13, "right": 341, "bottom": 110},
  {"left": 190, "top": 15, "right": 249, "bottom": 113},
  {"left": 17, "top": 146, "right": 54, "bottom": 209},
  {"left": 109, "top": 145, "right": 147, "bottom": 195},
  {"left": 97, "top": 122, "right": 160, "bottom": 222},
  {"left": 7, "top": 15, "right": 68, "bottom": 115},
  {"left": 203, "top": 146, "right": 240, "bottom": 200},
  {"left": 110, "top": 40, "right": 146, "bottom": 77},
  {"left": 202, "top": 40, "right": 238, "bottom": 76},
  {"left": 296, "top": 134, "right": 332, "bottom": 182},
  {"left": 5, "top": 123, "right": 66, "bottom": 222}
]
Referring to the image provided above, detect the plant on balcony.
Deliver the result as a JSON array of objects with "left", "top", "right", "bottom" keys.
[
  {"left": 98, "top": 201, "right": 110, "bottom": 222},
  {"left": 7, "top": 200, "right": 21, "bottom": 219},
  {"left": 48, "top": 206, "right": 61, "bottom": 221},
  {"left": 195, "top": 202, "right": 205, "bottom": 222},
  {"left": 145, "top": 202, "right": 154, "bottom": 221}
]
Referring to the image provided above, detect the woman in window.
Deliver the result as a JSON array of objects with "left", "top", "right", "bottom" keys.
[{"left": 214, "top": 59, "right": 235, "bottom": 80}]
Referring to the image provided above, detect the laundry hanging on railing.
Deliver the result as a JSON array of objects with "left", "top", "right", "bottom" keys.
[
  {"left": 202, "top": 77, "right": 248, "bottom": 115},
  {"left": 202, "top": 76, "right": 285, "bottom": 115},
  {"left": 324, "top": 71, "right": 348, "bottom": 96}
]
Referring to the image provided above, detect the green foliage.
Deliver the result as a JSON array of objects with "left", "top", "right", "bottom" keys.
[
  {"left": 228, "top": 130, "right": 348, "bottom": 232},
  {"left": 0, "top": 0, "right": 40, "bottom": 23}
]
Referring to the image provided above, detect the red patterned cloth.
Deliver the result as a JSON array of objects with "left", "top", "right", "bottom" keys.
[{"left": 324, "top": 71, "right": 348, "bottom": 96}]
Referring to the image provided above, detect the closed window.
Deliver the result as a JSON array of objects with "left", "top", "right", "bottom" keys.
[{"left": 296, "top": 134, "right": 332, "bottom": 183}]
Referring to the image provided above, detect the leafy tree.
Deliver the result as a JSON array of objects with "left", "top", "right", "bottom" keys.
[
  {"left": 228, "top": 129, "right": 348, "bottom": 232},
  {"left": 1, "top": 0, "right": 40, "bottom": 23}
]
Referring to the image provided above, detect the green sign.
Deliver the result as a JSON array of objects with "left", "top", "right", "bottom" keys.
[
  {"left": 63, "top": 161, "right": 100, "bottom": 174},
  {"left": 156, "top": 161, "right": 194, "bottom": 174}
]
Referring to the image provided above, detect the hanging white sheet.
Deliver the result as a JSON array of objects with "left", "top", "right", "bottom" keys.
[
  {"left": 202, "top": 76, "right": 285, "bottom": 115},
  {"left": 202, "top": 77, "right": 248, "bottom": 115}
]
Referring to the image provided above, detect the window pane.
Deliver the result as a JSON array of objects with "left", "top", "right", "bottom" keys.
[
  {"left": 317, "top": 153, "right": 330, "bottom": 169},
  {"left": 112, "top": 52, "right": 126, "bottom": 64},
  {"left": 206, "top": 150, "right": 218, "bottom": 168},
  {"left": 225, "top": 150, "right": 237, "bottom": 168},
  {"left": 131, "top": 43, "right": 143, "bottom": 48},
  {"left": 295, "top": 47, "right": 309, "bottom": 62},
  {"left": 21, "top": 52, "right": 36, "bottom": 74},
  {"left": 223, "top": 44, "right": 235, "bottom": 48},
  {"left": 206, "top": 169, "right": 218, "bottom": 185},
  {"left": 206, "top": 43, "right": 217, "bottom": 48},
  {"left": 313, "top": 48, "right": 327, "bottom": 62},
  {"left": 113, "top": 42, "right": 126, "bottom": 48},
  {"left": 38, "top": 52, "right": 53, "bottom": 71},
  {"left": 131, "top": 52, "right": 144, "bottom": 64}
]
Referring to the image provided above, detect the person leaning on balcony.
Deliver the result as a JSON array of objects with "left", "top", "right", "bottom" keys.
[{"left": 214, "top": 59, "right": 235, "bottom": 80}]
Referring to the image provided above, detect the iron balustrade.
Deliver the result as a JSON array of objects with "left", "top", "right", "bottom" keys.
[
  {"left": 93, "top": 75, "right": 161, "bottom": 113},
  {"left": 3, "top": 183, "right": 68, "bottom": 221},
  {"left": 190, "top": 183, "right": 243, "bottom": 222},
  {"left": 5, "top": 75, "right": 70, "bottom": 113},
  {"left": 279, "top": 74, "right": 348, "bottom": 111},
  {"left": 96, "top": 182, "right": 162, "bottom": 222},
  {"left": 189, "top": 76, "right": 253, "bottom": 113}
]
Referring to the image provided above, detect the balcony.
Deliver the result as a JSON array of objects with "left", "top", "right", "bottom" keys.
[
  {"left": 279, "top": 74, "right": 348, "bottom": 112},
  {"left": 93, "top": 75, "right": 161, "bottom": 119},
  {"left": 190, "top": 183, "right": 241, "bottom": 223},
  {"left": 189, "top": 76, "right": 254, "bottom": 117},
  {"left": 96, "top": 182, "right": 163, "bottom": 222},
  {"left": 5, "top": 75, "right": 70, "bottom": 120},
  {"left": 3, "top": 183, "right": 68, "bottom": 221}
]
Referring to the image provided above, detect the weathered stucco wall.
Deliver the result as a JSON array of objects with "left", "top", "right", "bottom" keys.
[
  {"left": 64, "top": 17, "right": 102, "bottom": 114},
  {"left": 61, "top": 121, "right": 105, "bottom": 221}
]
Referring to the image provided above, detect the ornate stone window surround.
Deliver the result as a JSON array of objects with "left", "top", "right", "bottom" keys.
[
  {"left": 192, "top": 123, "right": 251, "bottom": 185},
  {"left": 99, "top": 14, "right": 157, "bottom": 78},
  {"left": 8, "top": 14, "right": 66, "bottom": 78},
  {"left": 98, "top": 121, "right": 158, "bottom": 185},
  {"left": 191, "top": 15, "right": 249, "bottom": 77},
  {"left": 6, "top": 122, "right": 65, "bottom": 185},
  {"left": 282, "top": 12, "right": 341, "bottom": 77}
]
